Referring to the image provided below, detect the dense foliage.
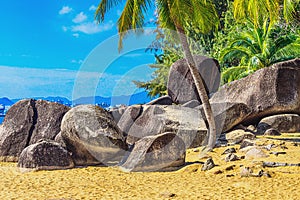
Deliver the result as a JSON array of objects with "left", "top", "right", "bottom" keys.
[{"left": 135, "top": 0, "right": 300, "bottom": 96}]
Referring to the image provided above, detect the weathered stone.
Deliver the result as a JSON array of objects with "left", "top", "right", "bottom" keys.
[
  {"left": 198, "top": 102, "right": 251, "bottom": 134},
  {"left": 201, "top": 157, "right": 215, "bottom": 171},
  {"left": 168, "top": 55, "right": 220, "bottom": 104},
  {"left": 0, "top": 99, "right": 35, "bottom": 162},
  {"left": 245, "top": 148, "right": 269, "bottom": 160},
  {"left": 211, "top": 59, "right": 300, "bottom": 124},
  {"left": 257, "top": 114, "right": 300, "bottom": 134},
  {"left": 224, "top": 153, "right": 240, "bottom": 162},
  {"left": 0, "top": 99, "right": 69, "bottom": 162},
  {"left": 117, "top": 105, "right": 142, "bottom": 135},
  {"left": 18, "top": 140, "right": 74, "bottom": 171},
  {"left": 264, "top": 128, "right": 281, "bottom": 136},
  {"left": 240, "top": 139, "right": 255, "bottom": 149},
  {"left": 120, "top": 132, "right": 185, "bottom": 172},
  {"left": 146, "top": 95, "right": 173, "bottom": 105},
  {"left": 182, "top": 100, "right": 200, "bottom": 108},
  {"left": 226, "top": 129, "right": 256, "bottom": 144},
  {"left": 126, "top": 105, "right": 207, "bottom": 149},
  {"left": 60, "top": 105, "right": 127, "bottom": 166},
  {"left": 109, "top": 107, "right": 127, "bottom": 123},
  {"left": 221, "top": 148, "right": 237, "bottom": 155},
  {"left": 30, "top": 100, "right": 70, "bottom": 144}
]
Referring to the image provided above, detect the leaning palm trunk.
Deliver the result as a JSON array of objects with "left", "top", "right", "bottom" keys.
[{"left": 176, "top": 25, "right": 217, "bottom": 150}]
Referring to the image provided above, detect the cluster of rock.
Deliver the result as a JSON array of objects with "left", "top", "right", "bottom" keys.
[{"left": 0, "top": 57, "right": 299, "bottom": 172}]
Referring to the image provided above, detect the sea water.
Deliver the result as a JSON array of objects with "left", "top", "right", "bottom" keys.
[{"left": 0, "top": 116, "right": 3, "bottom": 124}]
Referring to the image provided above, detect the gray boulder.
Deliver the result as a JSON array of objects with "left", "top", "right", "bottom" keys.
[
  {"left": 117, "top": 105, "right": 142, "bottom": 135},
  {"left": 168, "top": 55, "right": 220, "bottom": 104},
  {"left": 120, "top": 132, "right": 185, "bottom": 172},
  {"left": 146, "top": 95, "right": 173, "bottom": 105},
  {"left": 109, "top": 106, "right": 127, "bottom": 123},
  {"left": 0, "top": 99, "right": 69, "bottom": 162},
  {"left": 30, "top": 100, "right": 70, "bottom": 144},
  {"left": 257, "top": 114, "right": 300, "bottom": 134},
  {"left": 211, "top": 59, "right": 300, "bottom": 124},
  {"left": 225, "top": 129, "right": 256, "bottom": 144},
  {"left": 0, "top": 99, "right": 35, "bottom": 162},
  {"left": 60, "top": 105, "right": 127, "bottom": 166},
  {"left": 18, "top": 140, "right": 74, "bottom": 171},
  {"left": 182, "top": 100, "right": 201, "bottom": 108},
  {"left": 125, "top": 105, "right": 207, "bottom": 149}
]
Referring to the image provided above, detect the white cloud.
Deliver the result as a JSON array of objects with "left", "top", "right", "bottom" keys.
[
  {"left": 89, "top": 5, "right": 97, "bottom": 11},
  {"left": 72, "top": 21, "right": 114, "bottom": 34},
  {"left": 62, "top": 26, "right": 68, "bottom": 32},
  {"left": 72, "top": 33, "right": 79, "bottom": 38},
  {"left": 59, "top": 6, "right": 72, "bottom": 15},
  {"left": 72, "top": 12, "right": 88, "bottom": 23}
]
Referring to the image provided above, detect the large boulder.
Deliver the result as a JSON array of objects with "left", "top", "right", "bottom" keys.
[
  {"left": 117, "top": 105, "right": 142, "bottom": 135},
  {"left": 30, "top": 100, "right": 70, "bottom": 144},
  {"left": 120, "top": 132, "right": 186, "bottom": 172},
  {"left": 18, "top": 140, "right": 74, "bottom": 171},
  {"left": 167, "top": 55, "right": 220, "bottom": 104},
  {"left": 125, "top": 105, "right": 207, "bottom": 149},
  {"left": 211, "top": 59, "right": 300, "bottom": 124},
  {"left": 257, "top": 114, "right": 300, "bottom": 134},
  {"left": 60, "top": 105, "right": 127, "bottom": 166},
  {"left": 0, "top": 99, "right": 69, "bottom": 162}
]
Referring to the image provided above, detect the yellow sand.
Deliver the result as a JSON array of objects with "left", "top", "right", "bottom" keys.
[{"left": 0, "top": 135, "right": 299, "bottom": 200}]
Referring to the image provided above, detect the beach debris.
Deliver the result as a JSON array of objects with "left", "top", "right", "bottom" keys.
[
  {"left": 201, "top": 157, "right": 215, "bottom": 171},
  {"left": 18, "top": 140, "right": 74, "bottom": 171},
  {"left": 225, "top": 153, "right": 240, "bottom": 162},
  {"left": 221, "top": 147, "right": 236, "bottom": 155},
  {"left": 120, "top": 132, "right": 186, "bottom": 172},
  {"left": 60, "top": 105, "right": 127, "bottom": 166}
]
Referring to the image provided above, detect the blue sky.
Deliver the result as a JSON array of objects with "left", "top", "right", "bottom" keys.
[{"left": 0, "top": 0, "right": 157, "bottom": 100}]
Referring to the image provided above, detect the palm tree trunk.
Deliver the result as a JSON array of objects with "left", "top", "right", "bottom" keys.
[{"left": 176, "top": 25, "right": 217, "bottom": 151}]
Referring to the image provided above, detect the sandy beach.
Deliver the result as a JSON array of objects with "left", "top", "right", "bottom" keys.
[{"left": 0, "top": 134, "right": 299, "bottom": 200}]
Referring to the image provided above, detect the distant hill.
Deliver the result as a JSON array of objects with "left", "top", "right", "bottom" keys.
[
  {"left": 73, "top": 91, "right": 153, "bottom": 106},
  {"left": 0, "top": 97, "right": 14, "bottom": 106},
  {"left": 5, "top": 91, "right": 153, "bottom": 107},
  {"left": 11, "top": 96, "right": 72, "bottom": 105}
]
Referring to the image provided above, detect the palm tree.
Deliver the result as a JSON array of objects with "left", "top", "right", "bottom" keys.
[
  {"left": 95, "top": 0, "right": 219, "bottom": 150},
  {"left": 220, "top": 19, "right": 300, "bottom": 84},
  {"left": 233, "top": 0, "right": 300, "bottom": 26}
]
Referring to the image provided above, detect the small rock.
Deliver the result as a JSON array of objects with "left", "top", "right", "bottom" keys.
[
  {"left": 264, "top": 144, "right": 276, "bottom": 151},
  {"left": 214, "top": 170, "right": 223, "bottom": 174},
  {"left": 240, "top": 139, "right": 255, "bottom": 149},
  {"left": 201, "top": 157, "right": 215, "bottom": 171},
  {"left": 221, "top": 147, "right": 236, "bottom": 155},
  {"left": 270, "top": 151, "right": 286, "bottom": 156},
  {"left": 240, "top": 166, "right": 253, "bottom": 177},
  {"left": 226, "top": 129, "right": 256, "bottom": 144},
  {"left": 225, "top": 153, "right": 240, "bottom": 162},
  {"left": 225, "top": 165, "right": 236, "bottom": 171},
  {"left": 226, "top": 174, "right": 234, "bottom": 177},
  {"left": 258, "top": 169, "right": 272, "bottom": 178},
  {"left": 247, "top": 125, "right": 256, "bottom": 132},
  {"left": 193, "top": 148, "right": 200, "bottom": 152},
  {"left": 264, "top": 128, "right": 281, "bottom": 136},
  {"left": 245, "top": 148, "right": 269, "bottom": 160}
]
